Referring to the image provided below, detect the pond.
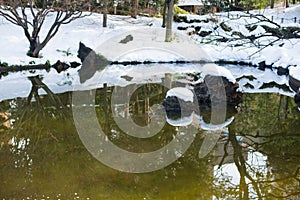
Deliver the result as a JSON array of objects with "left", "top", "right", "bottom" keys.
[{"left": 0, "top": 64, "right": 299, "bottom": 199}]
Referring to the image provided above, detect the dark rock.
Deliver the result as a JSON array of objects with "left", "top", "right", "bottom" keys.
[
  {"left": 177, "top": 26, "right": 187, "bottom": 31},
  {"left": 236, "top": 75, "right": 257, "bottom": 81},
  {"left": 277, "top": 67, "right": 289, "bottom": 76},
  {"left": 198, "top": 31, "right": 212, "bottom": 37},
  {"left": 119, "top": 35, "right": 133, "bottom": 44},
  {"left": 52, "top": 60, "right": 70, "bottom": 73},
  {"left": 120, "top": 75, "right": 133, "bottom": 81},
  {"left": 162, "top": 96, "right": 195, "bottom": 117},
  {"left": 78, "top": 42, "right": 93, "bottom": 62},
  {"left": 194, "top": 82, "right": 211, "bottom": 104},
  {"left": 217, "top": 37, "right": 229, "bottom": 42},
  {"left": 220, "top": 22, "right": 232, "bottom": 32},
  {"left": 143, "top": 61, "right": 154, "bottom": 64},
  {"left": 258, "top": 61, "right": 267, "bottom": 70},
  {"left": 77, "top": 42, "right": 110, "bottom": 83},
  {"left": 194, "top": 26, "right": 201, "bottom": 32},
  {"left": 162, "top": 75, "right": 243, "bottom": 117},
  {"left": 70, "top": 62, "right": 81, "bottom": 68},
  {"left": 259, "top": 81, "right": 292, "bottom": 92},
  {"left": 243, "top": 83, "right": 254, "bottom": 89}
]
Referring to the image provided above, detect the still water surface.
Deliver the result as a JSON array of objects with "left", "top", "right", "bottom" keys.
[{"left": 0, "top": 64, "right": 299, "bottom": 199}]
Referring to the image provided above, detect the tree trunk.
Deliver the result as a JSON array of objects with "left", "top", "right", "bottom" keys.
[
  {"left": 165, "top": 0, "right": 174, "bottom": 42},
  {"left": 131, "top": 0, "right": 138, "bottom": 18},
  {"left": 285, "top": 0, "right": 289, "bottom": 7},
  {"left": 103, "top": 0, "right": 108, "bottom": 27},
  {"left": 28, "top": 37, "right": 42, "bottom": 58},
  {"left": 270, "top": 0, "right": 275, "bottom": 8},
  {"left": 162, "top": 0, "right": 167, "bottom": 27}
]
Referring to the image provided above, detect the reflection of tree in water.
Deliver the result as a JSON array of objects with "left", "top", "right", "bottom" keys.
[
  {"left": 0, "top": 75, "right": 73, "bottom": 196},
  {"left": 26, "top": 76, "right": 66, "bottom": 110},
  {"left": 213, "top": 93, "right": 300, "bottom": 199},
  {"left": 0, "top": 77, "right": 300, "bottom": 199},
  {"left": 0, "top": 75, "right": 70, "bottom": 153}
]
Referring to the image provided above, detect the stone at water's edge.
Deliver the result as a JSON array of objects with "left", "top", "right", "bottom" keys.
[
  {"left": 163, "top": 96, "right": 196, "bottom": 118},
  {"left": 77, "top": 42, "right": 110, "bottom": 83},
  {"left": 78, "top": 42, "right": 93, "bottom": 63},
  {"left": 163, "top": 75, "right": 242, "bottom": 118},
  {"left": 277, "top": 67, "right": 289, "bottom": 76}
]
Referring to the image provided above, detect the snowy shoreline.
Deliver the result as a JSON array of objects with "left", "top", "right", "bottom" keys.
[{"left": 0, "top": 5, "right": 299, "bottom": 99}]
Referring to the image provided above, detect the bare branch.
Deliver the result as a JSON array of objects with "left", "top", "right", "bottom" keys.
[{"left": 0, "top": 0, "right": 92, "bottom": 57}]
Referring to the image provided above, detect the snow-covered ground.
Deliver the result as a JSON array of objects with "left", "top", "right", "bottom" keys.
[
  {"left": 178, "top": 5, "right": 300, "bottom": 65},
  {"left": 0, "top": 5, "right": 299, "bottom": 101},
  {"left": 0, "top": 5, "right": 299, "bottom": 67}
]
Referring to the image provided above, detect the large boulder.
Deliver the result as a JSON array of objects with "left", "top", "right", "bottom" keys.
[{"left": 77, "top": 42, "right": 110, "bottom": 83}]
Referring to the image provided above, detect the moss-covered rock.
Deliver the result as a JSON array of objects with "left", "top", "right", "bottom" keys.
[{"left": 220, "top": 22, "right": 232, "bottom": 32}]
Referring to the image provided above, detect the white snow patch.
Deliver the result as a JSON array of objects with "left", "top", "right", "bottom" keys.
[
  {"left": 290, "top": 66, "right": 300, "bottom": 81},
  {"left": 202, "top": 64, "right": 236, "bottom": 83},
  {"left": 166, "top": 87, "right": 194, "bottom": 102}
]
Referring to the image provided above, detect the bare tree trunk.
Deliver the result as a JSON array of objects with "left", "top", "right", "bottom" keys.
[
  {"left": 270, "top": 0, "right": 275, "bottom": 8},
  {"left": 131, "top": 0, "right": 138, "bottom": 18},
  {"left": 162, "top": 0, "right": 167, "bottom": 27},
  {"left": 103, "top": 0, "right": 108, "bottom": 27},
  {"left": 285, "top": 0, "right": 290, "bottom": 7},
  {"left": 0, "top": 1, "right": 90, "bottom": 58},
  {"left": 165, "top": 0, "right": 174, "bottom": 42}
]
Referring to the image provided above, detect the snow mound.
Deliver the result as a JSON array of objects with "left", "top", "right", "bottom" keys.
[{"left": 166, "top": 87, "right": 194, "bottom": 102}]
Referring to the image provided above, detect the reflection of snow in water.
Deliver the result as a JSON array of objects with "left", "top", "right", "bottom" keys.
[
  {"left": 165, "top": 111, "right": 235, "bottom": 132},
  {"left": 213, "top": 151, "right": 268, "bottom": 199},
  {"left": 166, "top": 114, "right": 193, "bottom": 127},
  {"left": 10, "top": 136, "right": 33, "bottom": 183},
  {"left": 0, "top": 63, "right": 293, "bottom": 102},
  {"left": 199, "top": 116, "right": 234, "bottom": 131}
]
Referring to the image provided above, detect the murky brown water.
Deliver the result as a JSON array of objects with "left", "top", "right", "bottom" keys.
[{"left": 0, "top": 68, "right": 300, "bottom": 199}]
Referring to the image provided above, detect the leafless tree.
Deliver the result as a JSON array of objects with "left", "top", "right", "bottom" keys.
[{"left": 0, "top": 0, "right": 91, "bottom": 58}]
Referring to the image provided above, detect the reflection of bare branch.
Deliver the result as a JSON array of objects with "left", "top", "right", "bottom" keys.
[
  {"left": 28, "top": 76, "right": 65, "bottom": 109},
  {"left": 216, "top": 125, "right": 300, "bottom": 199},
  {"left": 218, "top": 138, "right": 230, "bottom": 168},
  {"left": 228, "top": 130, "right": 262, "bottom": 199}
]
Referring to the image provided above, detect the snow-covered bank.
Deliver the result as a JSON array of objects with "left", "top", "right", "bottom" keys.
[
  {"left": 0, "top": 5, "right": 299, "bottom": 99},
  {"left": 0, "top": 5, "right": 299, "bottom": 68},
  {"left": 176, "top": 5, "right": 300, "bottom": 69},
  {"left": 0, "top": 63, "right": 294, "bottom": 102}
]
